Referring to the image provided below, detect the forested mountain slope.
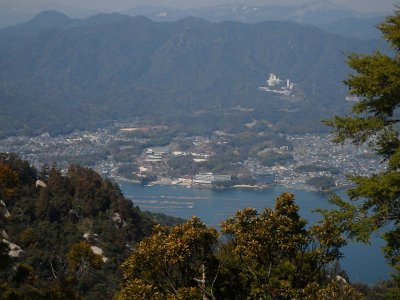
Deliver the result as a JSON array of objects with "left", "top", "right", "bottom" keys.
[
  {"left": 0, "top": 153, "right": 159, "bottom": 298},
  {"left": 0, "top": 11, "right": 383, "bottom": 136}
]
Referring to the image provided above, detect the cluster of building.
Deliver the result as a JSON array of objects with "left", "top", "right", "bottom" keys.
[
  {"left": 172, "top": 151, "right": 210, "bottom": 163},
  {"left": 0, "top": 130, "right": 112, "bottom": 171},
  {"left": 0, "top": 121, "right": 385, "bottom": 191},
  {"left": 193, "top": 173, "right": 232, "bottom": 186},
  {"left": 258, "top": 73, "right": 295, "bottom": 96},
  {"left": 282, "top": 134, "right": 384, "bottom": 189},
  {"left": 145, "top": 147, "right": 170, "bottom": 162}
]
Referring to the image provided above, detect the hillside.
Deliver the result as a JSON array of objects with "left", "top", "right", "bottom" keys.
[
  {"left": 0, "top": 11, "right": 384, "bottom": 136},
  {"left": 0, "top": 153, "right": 184, "bottom": 298}
]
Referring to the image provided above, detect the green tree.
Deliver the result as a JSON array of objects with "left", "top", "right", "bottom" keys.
[
  {"left": 323, "top": 7, "right": 400, "bottom": 296},
  {"left": 220, "top": 192, "right": 358, "bottom": 299},
  {"left": 118, "top": 217, "right": 218, "bottom": 300},
  {"left": 67, "top": 241, "right": 103, "bottom": 277},
  {"left": 118, "top": 193, "right": 360, "bottom": 300}
]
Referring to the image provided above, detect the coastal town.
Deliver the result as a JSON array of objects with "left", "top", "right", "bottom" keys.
[{"left": 0, "top": 120, "right": 385, "bottom": 191}]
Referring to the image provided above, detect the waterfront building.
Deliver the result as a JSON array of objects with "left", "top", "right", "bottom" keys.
[{"left": 194, "top": 173, "right": 232, "bottom": 185}]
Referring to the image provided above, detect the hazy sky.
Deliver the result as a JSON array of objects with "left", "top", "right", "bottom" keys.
[{"left": 1, "top": 0, "right": 398, "bottom": 13}]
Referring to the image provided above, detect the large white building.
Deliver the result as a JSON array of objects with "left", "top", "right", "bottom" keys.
[
  {"left": 259, "top": 73, "right": 295, "bottom": 96},
  {"left": 266, "top": 73, "right": 283, "bottom": 86},
  {"left": 194, "top": 173, "right": 232, "bottom": 185}
]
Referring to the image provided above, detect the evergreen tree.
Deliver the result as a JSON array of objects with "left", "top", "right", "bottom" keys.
[
  {"left": 220, "top": 192, "right": 358, "bottom": 299},
  {"left": 118, "top": 193, "right": 361, "bottom": 299},
  {"left": 323, "top": 7, "right": 400, "bottom": 295},
  {"left": 118, "top": 217, "right": 218, "bottom": 300}
]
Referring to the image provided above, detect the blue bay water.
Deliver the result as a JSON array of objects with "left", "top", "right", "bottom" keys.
[{"left": 120, "top": 182, "right": 392, "bottom": 284}]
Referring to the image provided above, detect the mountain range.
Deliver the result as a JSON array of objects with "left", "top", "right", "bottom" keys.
[
  {"left": 0, "top": 1, "right": 387, "bottom": 39},
  {"left": 123, "top": 0, "right": 385, "bottom": 39},
  {"left": 0, "top": 10, "right": 387, "bottom": 136},
  {"left": 127, "top": 0, "right": 362, "bottom": 23}
]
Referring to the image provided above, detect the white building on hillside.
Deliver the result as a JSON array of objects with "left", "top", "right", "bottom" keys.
[
  {"left": 266, "top": 73, "right": 283, "bottom": 86},
  {"left": 259, "top": 73, "right": 295, "bottom": 96}
]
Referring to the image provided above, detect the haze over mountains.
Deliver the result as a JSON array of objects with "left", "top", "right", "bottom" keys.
[
  {"left": 0, "top": 9, "right": 387, "bottom": 136},
  {"left": 124, "top": 0, "right": 385, "bottom": 39},
  {"left": 0, "top": 0, "right": 389, "bottom": 39}
]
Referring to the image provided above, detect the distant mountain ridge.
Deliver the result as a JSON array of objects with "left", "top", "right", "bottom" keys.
[
  {"left": 1, "top": 10, "right": 75, "bottom": 35},
  {"left": 0, "top": 2, "right": 97, "bottom": 29},
  {"left": 0, "top": 1, "right": 388, "bottom": 39},
  {"left": 124, "top": 0, "right": 384, "bottom": 39},
  {"left": 125, "top": 1, "right": 360, "bottom": 24},
  {"left": 0, "top": 11, "right": 385, "bottom": 136}
]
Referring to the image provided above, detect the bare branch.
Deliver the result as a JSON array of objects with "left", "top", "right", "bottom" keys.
[
  {"left": 50, "top": 260, "right": 57, "bottom": 279},
  {"left": 210, "top": 261, "right": 221, "bottom": 300}
]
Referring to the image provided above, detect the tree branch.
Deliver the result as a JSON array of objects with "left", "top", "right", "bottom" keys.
[
  {"left": 50, "top": 260, "right": 58, "bottom": 279},
  {"left": 210, "top": 261, "right": 221, "bottom": 300},
  {"left": 384, "top": 119, "right": 400, "bottom": 126}
]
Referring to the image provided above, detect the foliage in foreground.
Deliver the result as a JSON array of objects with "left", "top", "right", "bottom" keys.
[
  {"left": 117, "top": 193, "right": 362, "bottom": 300},
  {"left": 0, "top": 153, "right": 155, "bottom": 299},
  {"left": 2, "top": 153, "right": 358, "bottom": 299},
  {"left": 322, "top": 7, "right": 400, "bottom": 297},
  {"left": 0, "top": 153, "right": 398, "bottom": 299}
]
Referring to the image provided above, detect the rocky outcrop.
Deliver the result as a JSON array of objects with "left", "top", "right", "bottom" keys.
[
  {"left": 35, "top": 180, "right": 47, "bottom": 188},
  {"left": 2, "top": 239, "right": 23, "bottom": 257},
  {"left": 112, "top": 212, "right": 127, "bottom": 228},
  {"left": 0, "top": 200, "right": 11, "bottom": 218},
  {"left": 90, "top": 245, "right": 108, "bottom": 263}
]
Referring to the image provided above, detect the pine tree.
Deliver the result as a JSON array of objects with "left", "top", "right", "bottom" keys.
[{"left": 323, "top": 7, "right": 400, "bottom": 295}]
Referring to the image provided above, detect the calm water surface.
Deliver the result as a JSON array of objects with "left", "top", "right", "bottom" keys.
[{"left": 120, "top": 182, "right": 392, "bottom": 284}]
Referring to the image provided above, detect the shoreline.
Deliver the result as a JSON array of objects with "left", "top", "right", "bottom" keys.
[{"left": 114, "top": 176, "right": 337, "bottom": 193}]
